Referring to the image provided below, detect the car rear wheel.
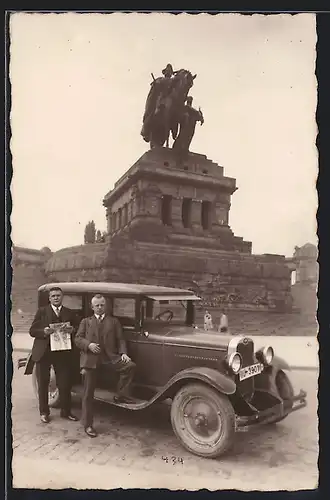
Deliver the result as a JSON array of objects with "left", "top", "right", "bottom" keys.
[
  {"left": 170, "top": 383, "right": 235, "bottom": 459},
  {"left": 267, "top": 370, "right": 294, "bottom": 424},
  {"left": 32, "top": 364, "right": 61, "bottom": 408}
]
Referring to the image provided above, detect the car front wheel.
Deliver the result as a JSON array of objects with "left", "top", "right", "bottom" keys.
[
  {"left": 170, "top": 383, "right": 235, "bottom": 459},
  {"left": 32, "top": 364, "right": 61, "bottom": 408}
]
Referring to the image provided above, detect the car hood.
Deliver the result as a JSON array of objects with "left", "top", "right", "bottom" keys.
[{"left": 160, "top": 325, "right": 231, "bottom": 351}]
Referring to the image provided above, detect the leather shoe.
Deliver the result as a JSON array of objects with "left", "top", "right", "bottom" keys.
[
  {"left": 40, "top": 414, "right": 50, "bottom": 424},
  {"left": 61, "top": 413, "right": 79, "bottom": 422},
  {"left": 85, "top": 426, "right": 97, "bottom": 438}
]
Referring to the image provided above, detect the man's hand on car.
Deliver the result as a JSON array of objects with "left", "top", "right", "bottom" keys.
[
  {"left": 88, "top": 343, "right": 101, "bottom": 354},
  {"left": 121, "top": 353, "right": 131, "bottom": 363}
]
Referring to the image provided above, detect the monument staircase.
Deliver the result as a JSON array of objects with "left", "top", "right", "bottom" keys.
[
  {"left": 10, "top": 246, "right": 48, "bottom": 335},
  {"left": 10, "top": 312, "right": 35, "bottom": 334},
  {"left": 11, "top": 271, "right": 38, "bottom": 334}
]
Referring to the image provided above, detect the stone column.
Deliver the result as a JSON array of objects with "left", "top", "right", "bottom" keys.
[
  {"left": 171, "top": 197, "right": 183, "bottom": 229},
  {"left": 191, "top": 199, "right": 203, "bottom": 232},
  {"left": 112, "top": 212, "right": 117, "bottom": 233},
  {"left": 105, "top": 206, "right": 112, "bottom": 234},
  {"left": 143, "top": 192, "right": 161, "bottom": 218},
  {"left": 127, "top": 200, "right": 133, "bottom": 222},
  {"left": 131, "top": 196, "right": 140, "bottom": 220},
  {"left": 213, "top": 203, "right": 229, "bottom": 227},
  {"left": 123, "top": 203, "right": 128, "bottom": 226},
  {"left": 118, "top": 208, "right": 122, "bottom": 229}
]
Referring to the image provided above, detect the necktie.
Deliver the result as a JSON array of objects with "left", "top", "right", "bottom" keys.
[{"left": 55, "top": 307, "right": 60, "bottom": 317}]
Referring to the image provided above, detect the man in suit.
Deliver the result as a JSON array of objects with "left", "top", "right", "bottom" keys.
[
  {"left": 75, "top": 294, "right": 136, "bottom": 438},
  {"left": 29, "top": 286, "right": 79, "bottom": 423}
]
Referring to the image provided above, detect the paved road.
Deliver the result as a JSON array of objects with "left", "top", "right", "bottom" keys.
[{"left": 10, "top": 352, "right": 318, "bottom": 491}]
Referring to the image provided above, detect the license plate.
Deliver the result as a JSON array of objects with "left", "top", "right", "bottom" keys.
[{"left": 239, "top": 363, "right": 263, "bottom": 381}]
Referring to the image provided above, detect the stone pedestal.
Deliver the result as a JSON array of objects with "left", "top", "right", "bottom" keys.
[
  {"left": 103, "top": 147, "right": 250, "bottom": 252},
  {"left": 43, "top": 148, "right": 292, "bottom": 312}
]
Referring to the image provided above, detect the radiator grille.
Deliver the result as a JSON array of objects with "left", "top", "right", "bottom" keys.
[{"left": 236, "top": 337, "right": 255, "bottom": 400}]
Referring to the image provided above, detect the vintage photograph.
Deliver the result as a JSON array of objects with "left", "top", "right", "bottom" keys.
[{"left": 9, "top": 12, "right": 318, "bottom": 490}]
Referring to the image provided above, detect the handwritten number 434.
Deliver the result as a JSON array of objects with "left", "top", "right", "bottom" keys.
[{"left": 162, "top": 456, "right": 184, "bottom": 465}]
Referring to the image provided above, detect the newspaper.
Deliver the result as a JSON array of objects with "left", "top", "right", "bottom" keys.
[{"left": 49, "top": 322, "right": 72, "bottom": 351}]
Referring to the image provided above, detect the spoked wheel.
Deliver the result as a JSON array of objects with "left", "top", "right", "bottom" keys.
[
  {"left": 267, "top": 370, "right": 294, "bottom": 424},
  {"left": 171, "top": 383, "right": 235, "bottom": 459},
  {"left": 32, "top": 364, "right": 60, "bottom": 408}
]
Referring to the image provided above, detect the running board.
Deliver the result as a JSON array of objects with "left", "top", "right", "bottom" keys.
[{"left": 72, "top": 385, "right": 150, "bottom": 410}]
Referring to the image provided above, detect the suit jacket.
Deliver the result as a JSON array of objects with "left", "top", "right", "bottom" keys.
[
  {"left": 29, "top": 305, "right": 78, "bottom": 362},
  {"left": 75, "top": 315, "right": 127, "bottom": 369}
]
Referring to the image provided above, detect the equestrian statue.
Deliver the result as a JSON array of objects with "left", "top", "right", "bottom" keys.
[{"left": 141, "top": 63, "right": 204, "bottom": 155}]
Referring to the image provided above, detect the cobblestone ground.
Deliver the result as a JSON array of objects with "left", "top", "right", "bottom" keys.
[{"left": 10, "top": 353, "right": 319, "bottom": 491}]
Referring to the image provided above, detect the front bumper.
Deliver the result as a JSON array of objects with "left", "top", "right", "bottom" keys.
[{"left": 235, "top": 389, "right": 307, "bottom": 431}]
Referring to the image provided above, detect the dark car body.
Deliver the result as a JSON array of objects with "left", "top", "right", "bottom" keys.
[{"left": 18, "top": 281, "right": 307, "bottom": 459}]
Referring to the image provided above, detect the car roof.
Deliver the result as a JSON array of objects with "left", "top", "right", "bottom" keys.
[{"left": 38, "top": 281, "right": 199, "bottom": 299}]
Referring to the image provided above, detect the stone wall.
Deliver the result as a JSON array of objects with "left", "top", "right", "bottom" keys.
[
  {"left": 107, "top": 240, "right": 291, "bottom": 312},
  {"left": 11, "top": 244, "right": 108, "bottom": 314},
  {"left": 293, "top": 243, "right": 318, "bottom": 285},
  {"left": 45, "top": 244, "right": 106, "bottom": 272},
  {"left": 44, "top": 239, "right": 292, "bottom": 312},
  {"left": 10, "top": 243, "right": 317, "bottom": 336},
  {"left": 13, "top": 241, "right": 315, "bottom": 316},
  {"left": 11, "top": 246, "right": 51, "bottom": 313}
]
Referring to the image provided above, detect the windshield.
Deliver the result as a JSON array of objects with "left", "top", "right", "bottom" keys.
[{"left": 144, "top": 299, "right": 188, "bottom": 325}]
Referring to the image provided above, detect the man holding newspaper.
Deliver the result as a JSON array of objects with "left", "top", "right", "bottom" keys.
[{"left": 29, "top": 286, "right": 79, "bottom": 423}]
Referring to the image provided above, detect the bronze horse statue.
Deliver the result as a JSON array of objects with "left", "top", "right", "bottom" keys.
[{"left": 141, "top": 69, "right": 196, "bottom": 148}]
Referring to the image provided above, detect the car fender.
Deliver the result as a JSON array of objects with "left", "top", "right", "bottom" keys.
[
  {"left": 255, "top": 355, "right": 291, "bottom": 394},
  {"left": 129, "top": 367, "right": 236, "bottom": 410},
  {"left": 94, "top": 367, "right": 237, "bottom": 412},
  {"left": 271, "top": 355, "right": 291, "bottom": 372},
  {"left": 159, "top": 366, "right": 237, "bottom": 400}
]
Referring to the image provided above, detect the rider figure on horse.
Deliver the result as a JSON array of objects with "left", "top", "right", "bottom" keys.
[
  {"left": 141, "top": 64, "right": 199, "bottom": 150},
  {"left": 141, "top": 64, "right": 177, "bottom": 143}
]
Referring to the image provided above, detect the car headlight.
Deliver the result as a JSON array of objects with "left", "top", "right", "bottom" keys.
[
  {"left": 261, "top": 346, "right": 274, "bottom": 365},
  {"left": 227, "top": 352, "right": 242, "bottom": 374}
]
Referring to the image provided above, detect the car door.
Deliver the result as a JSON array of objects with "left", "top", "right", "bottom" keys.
[{"left": 112, "top": 297, "right": 166, "bottom": 388}]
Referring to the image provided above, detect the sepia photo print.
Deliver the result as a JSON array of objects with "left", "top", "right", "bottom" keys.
[{"left": 9, "top": 11, "right": 318, "bottom": 491}]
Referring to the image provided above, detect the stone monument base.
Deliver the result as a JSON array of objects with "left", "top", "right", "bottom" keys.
[
  {"left": 45, "top": 239, "right": 292, "bottom": 313},
  {"left": 44, "top": 147, "right": 292, "bottom": 313}
]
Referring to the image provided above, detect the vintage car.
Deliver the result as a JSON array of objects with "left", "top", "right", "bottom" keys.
[{"left": 18, "top": 281, "right": 307, "bottom": 459}]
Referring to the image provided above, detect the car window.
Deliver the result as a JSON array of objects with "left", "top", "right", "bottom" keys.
[
  {"left": 113, "top": 298, "right": 136, "bottom": 319},
  {"left": 147, "top": 300, "right": 187, "bottom": 324},
  {"left": 61, "top": 294, "right": 84, "bottom": 324},
  {"left": 62, "top": 295, "right": 83, "bottom": 310}
]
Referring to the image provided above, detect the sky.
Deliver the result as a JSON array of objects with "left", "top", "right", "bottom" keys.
[{"left": 9, "top": 12, "right": 318, "bottom": 257}]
